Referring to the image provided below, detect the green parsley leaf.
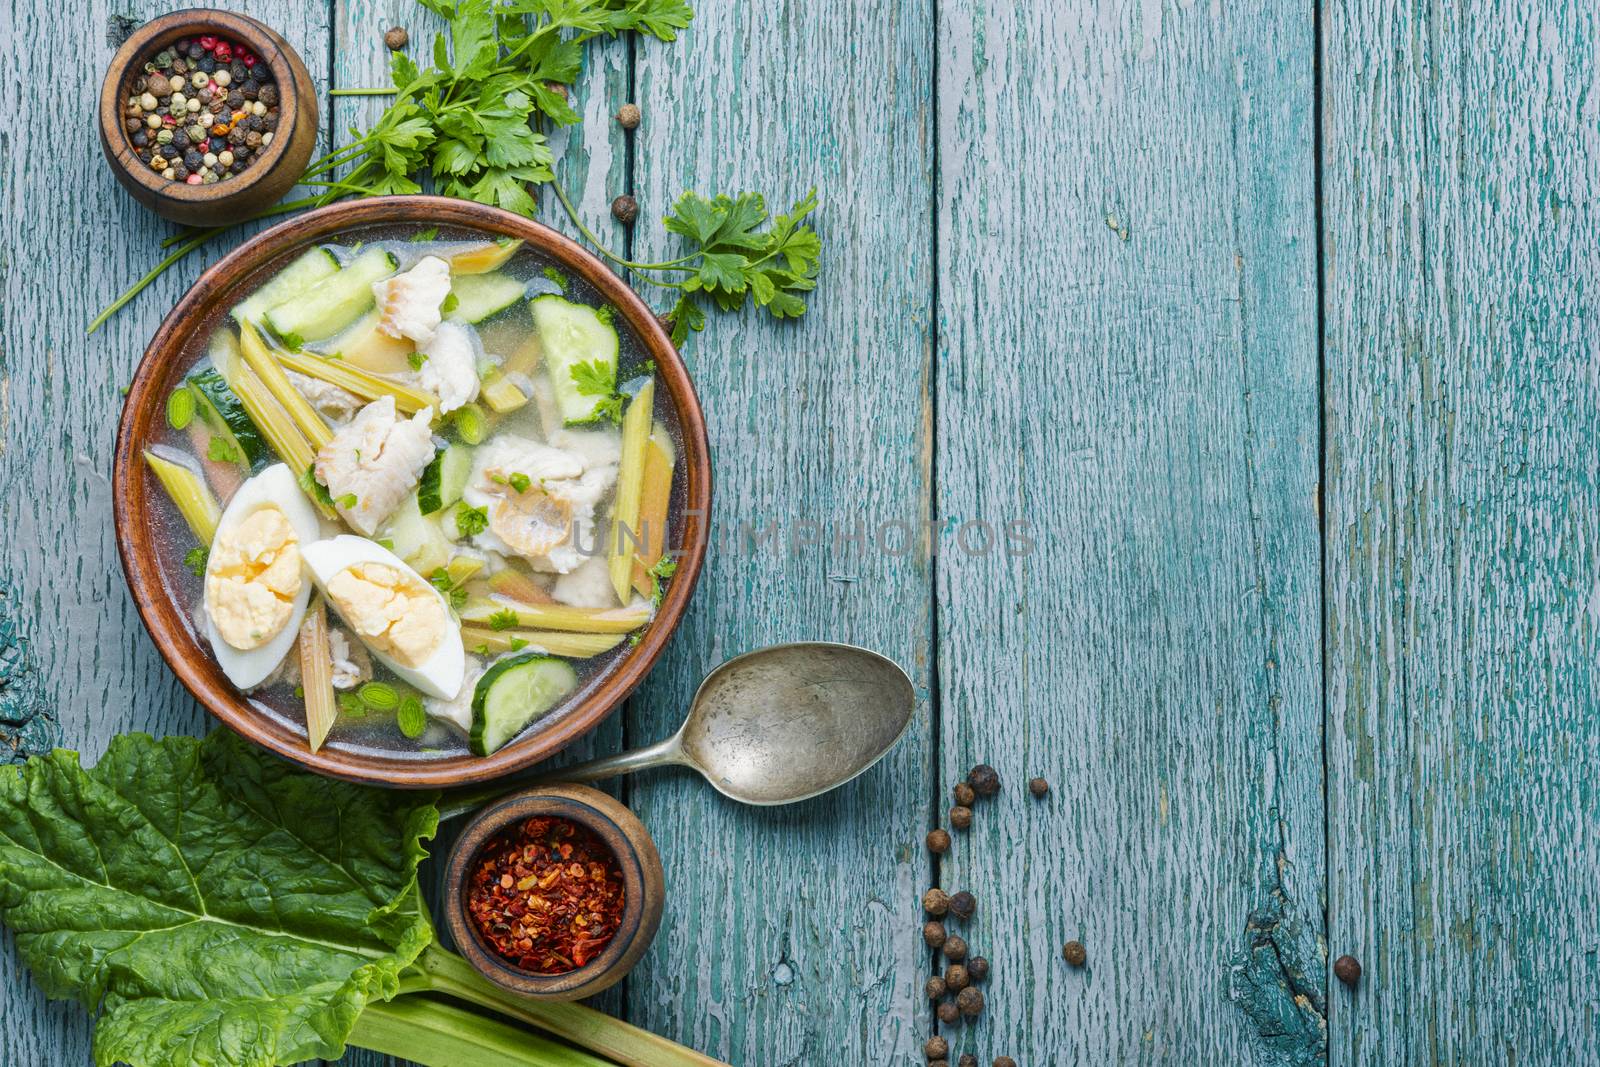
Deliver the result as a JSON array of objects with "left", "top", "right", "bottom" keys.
[
  {"left": 407, "top": 351, "right": 428, "bottom": 371},
  {"left": 509, "top": 636, "right": 528, "bottom": 651},
  {"left": 183, "top": 546, "right": 208, "bottom": 577},
  {"left": 454, "top": 503, "right": 489, "bottom": 538},
  {"left": 409, "top": 227, "right": 440, "bottom": 242},
  {"left": 486, "top": 608, "right": 519, "bottom": 632},
  {"left": 570, "top": 359, "right": 615, "bottom": 397},
  {"left": 541, "top": 266, "right": 568, "bottom": 290},
  {"left": 441, "top": 292, "right": 459, "bottom": 314},
  {"left": 300, "top": 465, "right": 336, "bottom": 507},
  {"left": 206, "top": 436, "right": 240, "bottom": 463},
  {"left": 649, "top": 555, "right": 679, "bottom": 608},
  {"left": 334, "top": 493, "right": 359, "bottom": 510}
]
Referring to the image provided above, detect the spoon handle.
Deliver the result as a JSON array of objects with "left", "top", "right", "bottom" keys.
[{"left": 534, "top": 735, "right": 686, "bottom": 785}]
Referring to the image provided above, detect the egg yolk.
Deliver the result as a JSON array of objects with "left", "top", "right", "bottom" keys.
[
  {"left": 325, "top": 562, "right": 447, "bottom": 668},
  {"left": 205, "top": 507, "right": 303, "bottom": 650}
]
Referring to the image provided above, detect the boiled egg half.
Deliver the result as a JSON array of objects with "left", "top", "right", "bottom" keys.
[
  {"left": 300, "top": 535, "right": 465, "bottom": 699},
  {"left": 203, "top": 463, "right": 322, "bottom": 689}
]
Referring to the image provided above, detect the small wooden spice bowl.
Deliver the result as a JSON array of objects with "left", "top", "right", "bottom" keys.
[
  {"left": 98, "top": 10, "right": 318, "bottom": 226},
  {"left": 444, "top": 784, "right": 665, "bottom": 1001}
]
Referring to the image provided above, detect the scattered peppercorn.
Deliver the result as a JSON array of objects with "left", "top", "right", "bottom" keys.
[
  {"left": 924, "top": 1036, "right": 949, "bottom": 1061},
  {"left": 1333, "top": 954, "right": 1361, "bottom": 988},
  {"left": 611, "top": 194, "right": 639, "bottom": 225},
  {"left": 944, "top": 963, "right": 970, "bottom": 992},
  {"left": 925, "top": 976, "right": 946, "bottom": 1000},
  {"left": 936, "top": 1000, "right": 960, "bottom": 1025},
  {"left": 923, "top": 921, "right": 948, "bottom": 949},
  {"left": 1029, "top": 776, "right": 1049, "bottom": 797},
  {"left": 958, "top": 1056, "right": 978, "bottom": 1067},
  {"left": 120, "top": 33, "right": 275, "bottom": 186},
  {"left": 615, "top": 102, "right": 641, "bottom": 129},
  {"left": 949, "top": 890, "right": 976, "bottom": 920},
  {"left": 943, "top": 934, "right": 968, "bottom": 962},
  {"left": 950, "top": 806, "right": 973, "bottom": 830},
  {"left": 968, "top": 764, "right": 1001, "bottom": 796},
  {"left": 384, "top": 26, "right": 409, "bottom": 50},
  {"left": 956, "top": 986, "right": 984, "bottom": 1017},
  {"left": 994, "top": 1058, "right": 1017, "bottom": 1067},
  {"left": 966, "top": 956, "right": 990, "bottom": 982},
  {"left": 922, "top": 888, "right": 951, "bottom": 916},
  {"left": 953, "top": 782, "right": 976, "bottom": 807},
  {"left": 926, "top": 828, "right": 952, "bottom": 854},
  {"left": 1063, "top": 940, "right": 1087, "bottom": 967}
]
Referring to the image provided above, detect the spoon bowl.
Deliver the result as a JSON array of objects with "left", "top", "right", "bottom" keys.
[{"left": 543, "top": 642, "right": 916, "bottom": 805}]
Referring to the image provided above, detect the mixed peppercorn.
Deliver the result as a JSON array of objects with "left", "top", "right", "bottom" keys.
[
  {"left": 120, "top": 35, "right": 280, "bottom": 187},
  {"left": 466, "top": 815, "right": 625, "bottom": 975}
]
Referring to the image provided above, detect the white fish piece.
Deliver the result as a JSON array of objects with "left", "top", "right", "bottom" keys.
[
  {"left": 414, "top": 320, "right": 482, "bottom": 414},
  {"left": 460, "top": 435, "right": 618, "bottom": 574},
  {"left": 372, "top": 255, "right": 452, "bottom": 343},
  {"left": 548, "top": 426, "right": 623, "bottom": 470},
  {"left": 327, "top": 628, "right": 372, "bottom": 690},
  {"left": 551, "top": 553, "right": 618, "bottom": 608},
  {"left": 285, "top": 368, "right": 363, "bottom": 424},
  {"left": 314, "top": 396, "right": 437, "bottom": 536}
]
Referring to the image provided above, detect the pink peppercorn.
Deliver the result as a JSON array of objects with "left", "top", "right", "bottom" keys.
[
  {"left": 198, "top": 35, "right": 218, "bottom": 50},
  {"left": 241, "top": 53, "right": 257, "bottom": 68},
  {"left": 185, "top": 174, "right": 203, "bottom": 185}
]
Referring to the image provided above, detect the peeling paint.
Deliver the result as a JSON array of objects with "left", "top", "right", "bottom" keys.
[{"left": 0, "top": 580, "right": 55, "bottom": 764}]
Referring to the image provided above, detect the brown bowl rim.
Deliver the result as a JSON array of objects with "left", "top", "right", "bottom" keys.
[
  {"left": 442, "top": 785, "right": 665, "bottom": 998},
  {"left": 112, "top": 196, "right": 712, "bottom": 788},
  {"left": 99, "top": 9, "right": 308, "bottom": 205}
]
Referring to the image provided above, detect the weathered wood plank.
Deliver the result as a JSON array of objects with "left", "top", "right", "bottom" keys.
[
  {"left": 624, "top": 3, "right": 936, "bottom": 1062},
  {"left": 934, "top": 2, "right": 1323, "bottom": 1063},
  {"left": 0, "top": 1, "right": 333, "bottom": 1062},
  {"left": 1324, "top": 4, "right": 1600, "bottom": 1064}
]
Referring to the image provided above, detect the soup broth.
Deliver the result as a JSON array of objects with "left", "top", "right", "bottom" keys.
[{"left": 143, "top": 223, "right": 684, "bottom": 761}]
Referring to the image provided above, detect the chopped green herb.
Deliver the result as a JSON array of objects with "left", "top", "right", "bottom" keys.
[
  {"left": 649, "top": 555, "right": 679, "bottom": 608},
  {"left": 206, "top": 436, "right": 241, "bottom": 463},
  {"left": 334, "top": 493, "right": 359, "bottom": 510},
  {"left": 594, "top": 305, "right": 615, "bottom": 326},
  {"left": 409, "top": 228, "right": 439, "bottom": 242},
  {"left": 337, "top": 692, "right": 365, "bottom": 716},
  {"left": 507, "top": 472, "right": 531, "bottom": 494},
  {"left": 473, "top": 642, "right": 491, "bottom": 656},
  {"left": 377, "top": 538, "right": 395, "bottom": 550},
  {"left": 407, "top": 351, "right": 428, "bottom": 371},
  {"left": 486, "top": 608, "right": 519, "bottom": 632},
  {"left": 183, "top": 546, "right": 208, "bottom": 577},
  {"left": 293, "top": 685, "right": 305, "bottom": 699},
  {"left": 509, "top": 636, "right": 528, "bottom": 651},
  {"left": 397, "top": 695, "right": 428, "bottom": 738},
  {"left": 166, "top": 387, "right": 196, "bottom": 430},
  {"left": 454, "top": 503, "right": 489, "bottom": 539},
  {"left": 541, "top": 266, "right": 568, "bottom": 290},
  {"left": 441, "top": 292, "right": 459, "bottom": 314},
  {"left": 570, "top": 360, "right": 613, "bottom": 397},
  {"left": 300, "top": 465, "right": 337, "bottom": 507},
  {"left": 428, "top": 568, "right": 468, "bottom": 611}
]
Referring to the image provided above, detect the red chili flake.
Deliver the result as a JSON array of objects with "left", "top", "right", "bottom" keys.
[{"left": 466, "top": 816, "right": 625, "bottom": 975}]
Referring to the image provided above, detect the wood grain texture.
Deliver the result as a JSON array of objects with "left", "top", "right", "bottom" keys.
[
  {"left": 935, "top": 2, "right": 1324, "bottom": 1063},
  {"left": 0, "top": 2, "right": 331, "bottom": 1063},
  {"left": 624, "top": 2, "right": 936, "bottom": 1062},
  {"left": 1323, "top": 3, "right": 1600, "bottom": 1064}
]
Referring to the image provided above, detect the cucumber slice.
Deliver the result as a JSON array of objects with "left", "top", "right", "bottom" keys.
[
  {"left": 323, "top": 309, "right": 416, "bottom": 375},
  {"left": 418, "top": 445, "right": 473, "bottom": 515},
  {"left": 447, "top": 272, "right": 526, "bottom": 324},
  {"left": 469, "top": 653, "right": 578, "bottom": 756},
  {"left": 532, "top": 295, "right": 619, "bottom": 425},
  {"left": 264, "top": 247, "right": 399, "bottom": 346},
  {"left": 187, "top": 367, "right": 266, "bottom": 468},
  {"left": 449, "top": 237, "right": 523, "bottom": 275},
  {"left": 378, "top": 492, "right": 451, "bottom": 575},
  {"left": 231, "top": 246, "right": 339, "bottom": 325}
]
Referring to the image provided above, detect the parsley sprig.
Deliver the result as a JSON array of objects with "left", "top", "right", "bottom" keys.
[{"left": 87, "top": 0, "right": 824, "bottom": 349}]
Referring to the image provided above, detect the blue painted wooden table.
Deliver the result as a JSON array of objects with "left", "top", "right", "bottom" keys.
[{"left": 2, "top": 2, "right": 1596, "bottom": 1064}]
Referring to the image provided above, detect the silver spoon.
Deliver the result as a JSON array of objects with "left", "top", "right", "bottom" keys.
[{"left": 540, "top": 642, "right": 916, "bottom": 805}]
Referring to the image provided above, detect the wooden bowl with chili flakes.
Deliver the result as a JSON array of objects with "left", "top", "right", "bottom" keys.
[
  {"left": 444, "top": 784, "right": 665, "bottom": 1001},
  {"left": 98, "top": 10, "right": 318, "bottom": 226}
]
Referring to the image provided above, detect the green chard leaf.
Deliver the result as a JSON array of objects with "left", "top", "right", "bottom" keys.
[{"left": 0, "top": 732, "right": 438, "bottom": 1067}]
